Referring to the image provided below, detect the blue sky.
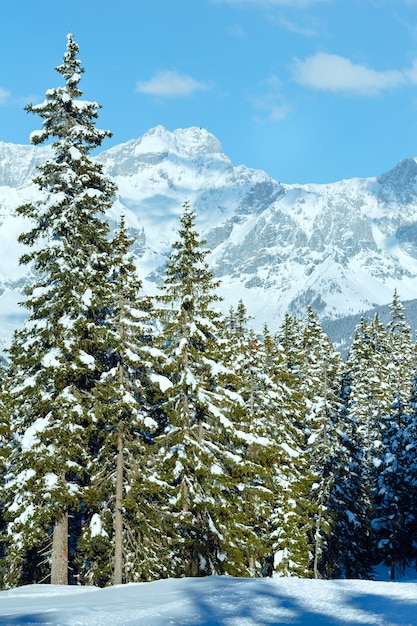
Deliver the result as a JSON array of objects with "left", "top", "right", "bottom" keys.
[{"left": 2, "top": 0, "right": 417, "bottom": 184}]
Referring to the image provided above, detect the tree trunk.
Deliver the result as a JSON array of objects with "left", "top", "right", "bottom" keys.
[
  {"left": 313, "top": 508, "right": 322, "bottom": 580},
  {"left": 113, "top": 425, "right": 124, "bottom": 585},
  {"left": 390, "top": 559, "right": 396, "bottom": 581},
  {"left": 113, "top": 269, "right": 127, "bottom": 587},
  {"left": 50, "top": 511, "right": 68, "bottom": 585}
]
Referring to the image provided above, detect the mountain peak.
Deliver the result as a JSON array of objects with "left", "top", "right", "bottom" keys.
[
  {"left": 98, "top": 126, "right": 226, "bottom": 175},
  {"left": 138, "top": 125, "right": 224, "bottom": 158},
  {"left": 377, "top": 157, "right": 417, "bottom": 204}
]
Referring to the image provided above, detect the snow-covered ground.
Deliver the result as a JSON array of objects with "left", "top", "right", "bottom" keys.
[{"left": 1, "top": 575, "right": 417, "bottom": 625}]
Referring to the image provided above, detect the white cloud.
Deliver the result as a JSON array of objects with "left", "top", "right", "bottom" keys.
[
  {"left": 0, "top": 88, "right": 10, "bottom": 106},
  {"left": 406, "top": 59, "right": 417, "bottom": 83},
  {"left": 136, "top": 70, "right": 209, "bottom": 98},
  {"left": 292, "top": 53, "right": 405, "bottom": 95},
  {"left": 251, "top": 76, "right": 291, "bottom": 122},
  {"left": 274, "top": 15, "right": 320, "bottom": 36},
  {"left": 254, "top": 99, "right": 290, "bottom": 122}
]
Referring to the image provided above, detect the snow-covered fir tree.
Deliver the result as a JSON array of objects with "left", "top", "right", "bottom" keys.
[
  {"left": 372, "top": 393, "right": 417, "bottom": 579},
  {"left": 325, "top": 365, "right": 374, "bottom": 579},
  {"left": 78, "top": 216, "right": 169, "bottom": 585},
  {"left": 344, "top": 305, "right": 415, "bottom": 575},
  {"left": 257, "top": 323, "right": 311, "bottom": 577},
  {"left": 220, "top": 307, "right": 278, "bottom": 576},
  {"left": 272, "top": 309, "right": 345, "bottom": 578},
  {"left": 3, "top": 34, "right": 116, "bottom": 586},
  {"left": 370, "top": 292, "right": 417, "bottom": 578},
  {"left": 300, "top": 308, "right": 344, "bottom": 578},
  {"left": 386, "top": 290, "right": 415, "bottom": 403},
  {"left": 271, "top": 312, "right": 313, "bottom": 577},
  {"left": 155, "top": 201, "right": 247, "bottom": 577},
  {"left": 347, "top": 315, "right": 391, "bottom": 479}
]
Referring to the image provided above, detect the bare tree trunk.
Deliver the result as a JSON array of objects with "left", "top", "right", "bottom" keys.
[
  {"left": 50, "top": 511, "right": 68, "bottom": 585},
  {"left": 248, "top": 554, "right": 256, "bottom": 577},
  {"left": 113, "top": 351, "right": 125, "bottom": 585},
  {"left": 249, "top": 367, "right": 255, "bottom": 419},
  {"left": 113, "top": 425, "right": 124, "bottom": 585},
  {"left": 313, "top": 508, "right": 322, "bottom": 580}
]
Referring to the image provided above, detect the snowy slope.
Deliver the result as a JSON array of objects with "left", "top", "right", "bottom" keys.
[
  {"left": 1, "top": 126, "right": 417, "bottom": 349},
  {"left": 1, "top": 576, "right": 417, "bottom": 625}
]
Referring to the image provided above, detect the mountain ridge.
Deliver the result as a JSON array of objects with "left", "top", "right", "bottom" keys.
[{"left": 0, "top": 125, "right": 416, "bottom": 350}]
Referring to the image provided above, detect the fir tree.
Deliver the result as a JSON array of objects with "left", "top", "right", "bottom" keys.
[
  {"left": 324, "top": 366, "right": 373, "bottom": 579},
  {"left": 386, "top": 289, "right": 415, "bottom": 403},
  {"left": 347, "top": 315, "right": 391, "bottom": 477},
  {"left": 301, "top": 308, "right": 344, "bottom": 578},
  {"left": 272, "top": 309, "right": 344, "bottom": 578},
  {"left": 344, "top": 314, "right": 395, "bottom": 574},
  {"left": 80, "top": 216, "right": 169, "bottom": 585},
  {"left": 4, "top": 34, "right": 116, "bottom": 586},
  {"left": 220, "top": 308, "right": 278, "bottom": 576},
  {"left": 372, "top": 394, "right": 417, "bottom": 579},
  {"left": 370, "top": 292, "right": 417, "bottom": 578},
  {"left": 156, "top": 201, "right": 243, "bottom": 577},
  {"left": 271, "top": 313, "right": 312, "bottom": 577},
  {"left": 277, "top": 312, "right": 304, "bottom": 376}
]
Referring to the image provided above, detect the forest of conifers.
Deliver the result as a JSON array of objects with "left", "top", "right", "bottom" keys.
[{"left": 1, "top": 34, "right": 416, "bottom": 589}]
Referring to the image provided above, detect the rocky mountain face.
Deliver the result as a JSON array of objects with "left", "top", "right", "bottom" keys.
[{"left": 1, "top": 124, "right": 417, "bottom": 350}]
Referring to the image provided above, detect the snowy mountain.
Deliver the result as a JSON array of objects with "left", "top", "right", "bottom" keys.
[{"left": 1, "top": 124, "right": 417, "bottom": 350}]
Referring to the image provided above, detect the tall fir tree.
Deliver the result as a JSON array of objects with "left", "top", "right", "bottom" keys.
[
  {"left": 371, "top": 292, "right": 417, "bottom": 577},
  {"left": 272, "top": 309, "right": 344, "bottom": 578},
  {"left": 79, "top": 216, "right": 169, "bottom": 585},
  {"left": 344, "top": 314, "right": 394, "bottom": 573},
  {"left": 220, "top": 308, "right": 279, "bottom": 576},
  {"left": 386, "top": 289, "right": 415, "bottom": 403},
  {"left": 4, "top": 34, "right": 116, "bottom": 586},
  {"left": 326, "top": 366, "right": 374, "bottom": 579},
  {"left": 300, "top": 308, "right": 344, "bottom": 578},
  {"left": 257, "top": 323, "right": 308, "bottom": 577},
  {"left": 372, "top": 394, "right": 417, "bottom": 579},
  {"left": 271, "top": 312, "right": 312, "bottom": 577},
  {"left": 156, "top": 201, "right": 248, "bottom": 577},
  {"left": 347, "top": 315, "right": 391, "bottom": 477}
]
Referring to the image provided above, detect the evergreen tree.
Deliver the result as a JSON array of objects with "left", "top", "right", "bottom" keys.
[
  {"left": 257, "top": 323, "right": 308, "bottom": 577},
  {"left": 272, "top": 309, "right": 344, "bottom": 578},
  {"left": 325, "top": 366, "right": 373, "bottom": 579},
  {"left": 406, "top": 377, "right": 417, "bottom": 571},
  {"left": 300, "top": 308, "right": 344, "bottom": 578},
  {"left": 271, "top": 313, "right": 312, "bottom": 577},
  {"left": 4, "top": 34, "right": 116, "bottom": 586},
  {"left": 344, "top": 314, "right": 395, "bottom": 574},
  {"left": 156, "top": 201, "right": 245, "bottom": 577},
  {"left": 386, "top": 289, "right": 415, "bottom": 403},
  {"left": 276, "top": 312, "right": 304, "bottom": 376},
  {"left": 347, "top": 315, "right": 391, "bottom": 477},
  {"left": 372, "top": 394, "right": 417, "bottom": 579},
  {"left": 220, "top": 308, "right": 278, "bottom": 576},
  {"left": 79, "top": 216, "right": 169, "bottom": 585},
  {"left": 370, "top": 292, "right": 417, "bottom": 578}
]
